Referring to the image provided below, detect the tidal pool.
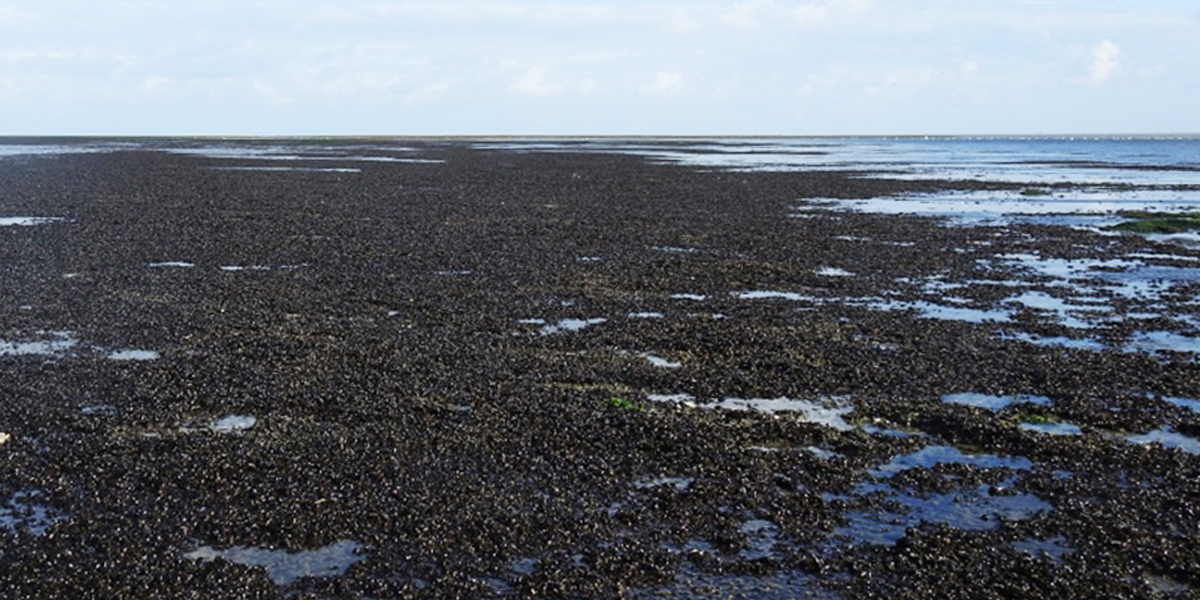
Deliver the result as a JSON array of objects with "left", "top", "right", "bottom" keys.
[
  {"left": 706, "top": 397, "right": 854, "bottom": 431},
  {"left": 183, "top": 540, "right": 365, "bottom": 586},
  {"left": 943, "top": 392, "right": 1052, "bottom": 412},
  {"left": 834, "top": 484, "right": 1053, "bottom": 546},
  {"left": 107, "top": 349, "right": 161, "bottom": 361},
  {"left": 1020, "top": 421, "right": 1083, "bottom": 436},
  {"left": 1126, "top": 427, "right": 1200, "bottom": 454},
  {"left": 869, "top": 445, "right": 1033, "bottom": 478},
  {"left": 209, "top": 415, "right": 257, "bottom": 433},
  {"left": 0, "top": 217, "right": 66, "bottom": 226},
  {"left": 1, "top": 490, "right": 67, "bottom": 536},
  {"left": 0, "top": 332, "right": 79, "bottom": 358}
]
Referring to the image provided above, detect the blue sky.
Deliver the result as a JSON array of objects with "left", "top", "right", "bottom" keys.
[{"left": 2, "top": 0, "right": 1198, "bottom": 136}]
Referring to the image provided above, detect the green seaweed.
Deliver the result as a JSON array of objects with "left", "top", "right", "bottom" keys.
[
  {"left": 609, "top": 396, "right": 644, "bottom": 412},
  {"left": 1021, "top": 413, "right": 1060, "bottom": 425},
  {"left": 1107, "top": 210, "right": 1200, "bottom": 234}
]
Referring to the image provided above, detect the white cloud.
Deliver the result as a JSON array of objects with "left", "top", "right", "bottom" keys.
[
  {"left": 641, "top": 71, "right": 685, "bottom": 96},
  {"left": 793, "top": 0, "right": 873, "bottom": 25},
  {"left": 722, "top": 0, "right": 776, "bottom": 30},
  {"left": 1074, "top": 39, "right": 1122, "bottom": 85},
  {"left": 510, "top": 66, "right": 566, "bottom": 96}
]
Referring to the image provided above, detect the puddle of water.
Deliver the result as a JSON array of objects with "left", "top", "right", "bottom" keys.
[
  {"left": 807, "top": 446, "right": 843, "bottom": 460},
  {"left": 1, "top": 490, "right": 67, "bottom": 536},
  {"left": 818, "top": 267, "right": 855, "bottom": 277},
  {"left": 209, "top": 415, "right": 257, "bottom": 433},
  {"left": 831, "top": 189, "right": 1200, "bottom": 226},
  {"left": 1144, "top": 573, "right": 1193, "bottom": 595},
  {"left": 835, "top": 485, "right": 1053, "bottom": 546},
  {"left": 628, "top": 312, "right": 664, "bottom": 319},
  {"left": 1002, "top": 332, "right": 1108, "bottom": 351},
  {"left": 1020, "top": 421, "right": 1083, "bottom": 436},
  {"left": 647, "top": 393, "right": 696, "bottom": 406},
  {"left": 872, "top": 299, "right": 1012, "bottom": 323},
  {"left": 0, "top": 217, "right": 66, "bottom": 226},
  {"left": 220, "top": 265, "right": 270, "bottom": 272},
  {"left": 108, "top": 349, "right": 160, "bottom": 361},
  {"left": 706, "top": 397, "right": 854, "bottom": 431},
  {"left": 634, "top": 476, "right": 694, "bottom": 491},
  {"left": 525, "top": 318, "right": 607, "bottom": 335},
  {"left": 1124, "top": 331, "right": 1200, "bottom": 354},
  {"left": 1012, "top": 537, "right": 1075, "bottom": 562},
  {"left": 1126, "top": 427, "right": 1200, "bottom": 454},
  {"left": 640, "top": 353, "right": 682, "bottom": 369},
  {"left": 148, "top": 261, "right": 196, "bottom": 268},
  {"left": 1165, "top": 396, "right": 1200, "bottom": 414},
  {"left": 669, "top": 293, "right": 707, "bottom": 301},
  {"left": 1005, "top": 291, "right": 1111, "bottom": 329},
  {"left": 0, "top": 332, "right": 79, "bottom": 358},
  {"left": 942, "top": 392, "right": 1051, "bottom": 412},
  {"left": 870, "top": 445, "right": 1033, "bottom": 478},
  {"left": 737, "top": 290, "right": 811, "bottom": 301},
  {"left": 740, "top": 519, "right": 780, "bottom": 560},
  {"left": 183, "top": 540, "right": 365, "bottom": 586}
]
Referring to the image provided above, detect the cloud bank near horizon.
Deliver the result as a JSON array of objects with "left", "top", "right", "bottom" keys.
[{"left": 1, "top": 1, "right": 1197, "bottom": 136}]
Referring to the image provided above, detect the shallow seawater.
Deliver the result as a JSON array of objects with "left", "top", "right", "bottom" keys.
[
  {"left": 942, "top": 392, "right": 1052, "bottom": 411},
  {"left": 1165, "top": 397, "right": 1200, "bottom": 413},
  {"left": 519, "top": 317, "right": 608, "bottom": 335},
  {"left": 107, "top": 349, "right": 161, "bottom": 361},
  {"left": 209, "top": 415, "right": 257, "bottom": 433},
  {"left": 0, "top": 332, "right": 79, "bottom": 358},
  {"left": 1, "top": 490, "right": 67, "bottom": 536},
  {"left": 705, "top": 397, "right": 855, "bottom": 431},
  {"left": 834, "top": 484, "right": 1053, "bottom": 546},
  {"left": 869, "top": 445, "right": 1033, "bottom": 477},
  {"left": 1020, "top": 421, "right": 1083, "bottom": 436},
  {"left": 826, "top": 188, "right": 1200, "bottom": 226},
  {"left": 0, "top": 216, "right": 67, "bottom": 226},
  {"left": 1124, "top": 331, "right": 1200, "bottom": 355},
  {"left": 1126, "top": 427, "right": 1200, "bottom": 454},
  {"left": 183, "top": 540, "right": 365, "bottom": 586}
]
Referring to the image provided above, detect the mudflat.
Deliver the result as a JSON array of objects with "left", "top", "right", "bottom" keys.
[{"left": 2, "top": 141, "right": 1199, "bottom": 598}]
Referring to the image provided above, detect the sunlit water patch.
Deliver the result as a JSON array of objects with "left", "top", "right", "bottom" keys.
[
  {"left": 107, "top": 349, "right": 161, "bottom": 361},
  {"left": 1124, "top": 331, "right": 1200, "bottom": 355},
  {"left": 942, "top": 392, "right": 1051, "bottom": 412},
  {"left": 1020, "top": 421, "right": 1083, "bottom": 436},
  {"left": 706, "top": 397, "right": 854, "bottom": 430},
  {"left": 0, "top": 217, "right": 67, "bottom": 226},
  {"left": 869, "top": 445, "right": 1033, "bottom": 477},
  {"left": 1126, "top": 427, "right": 1200, "bottom": 454},
  {"left": 1165, "top": 396, "right": 1200, "bottom": 414},
  {"left": 183, "top": 540, "right": 365, "bottom": 586},
  {"left": 826, "top": 188, "right": 1200, "bottom": 226},
  {"left": 1, "top": 490, "right": 68, "bottom": 536},
  {"left": 209, "top": 415, "right": 257, "bottom": 433},
  {"left": 148, "top": 261, "right": 196, "bottom": 268},
  {"left": 519, "top": 317, "right": 607, "bottom": 335},
  {"left": 834, "top": 484, "right": 1053, "bottom": 547},
  {"left": 0, "top": 331, "right": 79, "bottom": 358}
]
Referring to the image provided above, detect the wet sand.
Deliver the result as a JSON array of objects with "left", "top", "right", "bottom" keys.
[{"left": 2, "top": 142, "right": 1199, "bottom": 598}]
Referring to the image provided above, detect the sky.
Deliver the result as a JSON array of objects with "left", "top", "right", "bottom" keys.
[{"left": 1, "top": 0, "right": 1199, "bottom": 136}]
